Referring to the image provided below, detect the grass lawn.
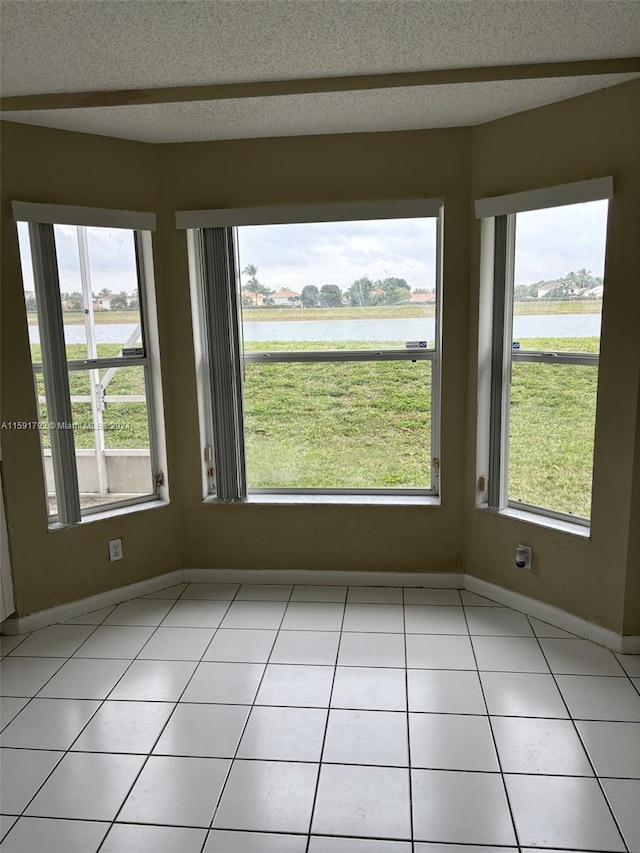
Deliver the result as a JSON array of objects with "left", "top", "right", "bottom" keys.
[
  {"left": 28, "top": 310, "right": 141, "bottom": 325},
  {"left": 34, "top": 344, "right": 149, "bottom": 451},
  {"left": 32, "top": 336, "right": 599, "bottom": 518},
  {"left": 26, "top": 300, "right": 602, "bottom": 326},
  {"left": 244, "top": 359, "right": 432, "bottom": 488}
]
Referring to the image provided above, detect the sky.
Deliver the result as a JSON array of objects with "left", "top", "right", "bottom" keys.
[
  {"left": 17, "top": 223, "right": 139, "bottom": 295},
  {"left": 513, "top": 200, "right": 608, "bottom": 286},
  {"left": 18, "top": 200, "right": 609, "bottom": 297},
  {"left": 237, "top": 218, "right": 437, "bottom": 291}
]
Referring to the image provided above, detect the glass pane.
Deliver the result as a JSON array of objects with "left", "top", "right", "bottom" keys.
[
  {"left": 52, "top": 224, "right": 87, "bottom": 358},
  {"left": 17, "top": 221, "right": 42, "bottom": 364},
  {"left": 86, "top": 226, "right": 143, "bottom": 357},
  {"left": 508, "top": 363, "right": 598, "bottom": 518},
  {"left": 69, "top": 366, "right": 153, "bottom": 511},
  {"left": 512, "top": 200, "right": 608, "bottom": 354},
  {"left": 32, "top": 370, "right": 58, "bottom": 518},
  {"left": 237, "top": 218, "right": 437, "bottom": 352},
  {"left": 244, "top": 360, "right": 432, "bottom": 489},
  {"left": 54, "top": 225, "right": 143, "bottom": 362}
]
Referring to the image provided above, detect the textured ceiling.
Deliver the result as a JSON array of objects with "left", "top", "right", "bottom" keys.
[
  {"left": 2, "top": 74, "right": 636, "bottom": 143},
  {"left": 1, "top": 0, "right": 639, "bottom": 141}
]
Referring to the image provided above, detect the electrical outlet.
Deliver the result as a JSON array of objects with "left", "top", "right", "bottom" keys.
[
  {"left": 515, "top": 544, "right": 532, "bottom": 570},
  {"left": 108, "top": 538, "right": 123, "bottom": 562}
]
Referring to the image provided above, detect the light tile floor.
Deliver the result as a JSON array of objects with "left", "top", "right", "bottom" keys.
[{"left": 1, "top": 582, "right": 639, "bottom": 852}]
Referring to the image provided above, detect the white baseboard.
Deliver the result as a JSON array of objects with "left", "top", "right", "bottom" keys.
[
  {"left": 183, "top": 568, "right": 464, "bottom": 589},
  {"left": 620, "top": 635, "right": 640, "bottom": 654},
  {"left": 464, "top": 575, "right": 639, "bottom": 654},
  {"left": 2, "top": 567, "right": 638, "bottom": 654},
  {"left": 1, "top": 569, "right": 185, "bottom": 635}
]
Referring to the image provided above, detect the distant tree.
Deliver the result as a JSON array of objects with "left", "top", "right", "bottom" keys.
[
  {"left": 97, "top": 288, "right": 113, "bottom": 298},
  {"left": 242, "top": 264, "right": 271, "bottom": 298},
  {"left": 24, "top": 293, "right": 37, "bottom": 312},
  {"left": 109, "top": 291, "right": 130, "bottom": 310},
  {"left": 380, "top": 277, "right": 410, "bottom": 294},
  {"left": 386, "top": 287, "right": 411, "bottom": 305},
  {"left": 515, "top": 281, "right": 549, "bottom": 299},
  {"left": 301, "top": 285, "right": 320, "bottom": 308},
  {"left": 65, "top": 292, "right": 83, "bottom": 311},
  {"left": 348, "top": 276, "right": 374, "bottom": 307},
  {"left": 562, "top": 268, "right": 602, "bottom": 291},
  {"left": 514, "top": 284, "right": 535, "bottom": 301},
  {"left": 128, "top": 297, "right": 140, "bottom": 310},
  {"left": 243, "top": 263, "right": 258, "bottom": 286},
  {"left": 377, "top": 277, "right": 410, "bottom": 304},
  {"left": 540, "top": 282, "right": 571, "bottom": 300},
  {"left": 319, "top": 284, "right": 342, "bottom": 307},
  {"left": 412, "top": 288, "right": 429, "bottom": 294}
]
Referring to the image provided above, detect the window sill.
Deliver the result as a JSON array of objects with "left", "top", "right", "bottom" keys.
[
  {"left": 477, "top": 503, "right": 590, "bottom": 538},
  {"left": 48, "top": 496, "right": 168, "bottom": 530},
  {"left": 204, "top": 493, "right": 440, "bottom": 507}
]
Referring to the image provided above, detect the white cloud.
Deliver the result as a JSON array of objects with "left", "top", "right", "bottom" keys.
[
  {"left": 237, "top": 218, "right": 438, "bottom": 291},
  {"left": 514, "top": 200, "right": 608, "bottom": 285}
]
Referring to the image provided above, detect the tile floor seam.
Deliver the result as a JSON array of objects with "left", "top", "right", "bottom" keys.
[
  {"left": 304, "top": 588, "right": 347, "bottom": 853},
  {"left": 202, "top": 582, "right": 298, "bottom": 847},
  {"left": 92, "top": 585, "right": 241, "bottom": 852},
  {"left": 1, "top": 628, "right": 118, "bottom": 827},
  {"left": 49, "top": 594, "right": 204, "bottom": 835},
  {"left": 402, "top": 586, "right": 416, "bottom": 853},
  {"left": 527, "top": 615, "right": 632, "bottom": 853},
  {"left": 461, "top": 592, "right": 521, "bottom": 850}
]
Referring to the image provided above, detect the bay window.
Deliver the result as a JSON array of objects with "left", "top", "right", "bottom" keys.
[
  {"left": 14, "top": 203, "right": 167, "bottom": 525},
  {"left": 475, "top": 178, "right": 611, "bottom": 526},
  {"left": 180, "top": 201, "right": 443, "bottom": 501}
]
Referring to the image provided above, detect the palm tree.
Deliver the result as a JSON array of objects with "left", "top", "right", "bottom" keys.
[
  {"left": 242, "top": 264, "right": 259, "bottom": 290},
  {"left": 242, "top": 264, "right": 271, "bottom": 303}
]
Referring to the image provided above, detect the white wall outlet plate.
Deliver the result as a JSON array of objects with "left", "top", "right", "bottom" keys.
[
  {"left": 515, "top": 544, "right": 532, "bottom": 570},
  {"left": 108, "top": 538, "right": 123, "bottom": 562}
]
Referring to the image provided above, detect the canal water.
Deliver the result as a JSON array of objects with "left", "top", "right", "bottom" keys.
[{"left": 28, "top": 314, "right": 601, "bottom": 345}]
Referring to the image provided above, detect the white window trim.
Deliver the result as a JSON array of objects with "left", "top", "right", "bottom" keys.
[
  {"left": 476, "top": 181, "right": 609, "bottom": 529},
  {"left": 12, "top": 201, "right": 155, "bottom": 231},
  {"left": 14, "top": 207, "right": 167, "bottom": 526},
  {"left": 176, "top": 199, "right": 442, "bottom": 230},
  {"left": 474, "top": 176, "right": 613, "bottom": 219},
  {"left": 186, "top": 200, "right": 443, "bottom": 502}
]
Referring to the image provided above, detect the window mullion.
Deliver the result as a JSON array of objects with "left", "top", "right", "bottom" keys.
[
  {"left": 430, "top": 205, "right": 444, "bottom": 490},
  {"left": 28, "top": 223, "right": 81, "bottom": 524},
  {"left": 242, "top": 349, "right": 435, "bottom": 364},
  {"left": 488, "top": 214, "right": 514, "bottom": 509},
  {"left": 512, "top": 351, "right": 598, "bottom": 367}
]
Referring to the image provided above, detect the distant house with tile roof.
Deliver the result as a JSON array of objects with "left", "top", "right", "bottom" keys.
[
  {"left": 409, "top": 291, "right": 436, "bottom": 304},
  {"left": 270, "top": 289, "right": 300, "bottom": 306}
]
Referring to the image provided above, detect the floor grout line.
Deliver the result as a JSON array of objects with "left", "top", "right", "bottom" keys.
[{"left": 527, "top": 614, "right": 632, "bottom": 853}]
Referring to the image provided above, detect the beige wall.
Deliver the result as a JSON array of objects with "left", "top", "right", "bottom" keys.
[
  {"left": 624, "top": 372, "right": 640, "bottom": 635},
  {"left": 0, "top": 123, "right": 182, "bottom": 615},
  {"left": 466, "top": 80, "right": 640, "bottom": 634},
  {"left": 159, "top": 130, "right": 472, "bottom": 576},
  {"left": 1, "top": 80, "right": 638, "bottom": 633}
]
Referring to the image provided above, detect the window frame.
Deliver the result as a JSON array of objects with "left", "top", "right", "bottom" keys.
[
  {"left": 475, "top": 179, "right": 612, "bottom": 528},
  {"left": 13, "top": 203, "right": 167, "bottom": 526},
  {"left": 182, "top": 200, "right": 443, "bottom": 502}
]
